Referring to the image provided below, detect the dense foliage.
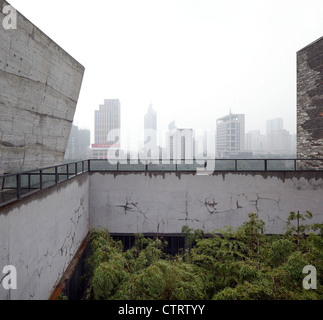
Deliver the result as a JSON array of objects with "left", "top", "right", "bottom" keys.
[{"left": 84, "top": 212, "right": 322, "bottom": 300}]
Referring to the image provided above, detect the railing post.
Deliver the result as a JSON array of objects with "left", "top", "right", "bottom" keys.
[
  {"left": 75, "top": 162, "right": 78, "bottom": 176},
  {"left": 39, "top": 169, "right": 43, "bottom": 190},
  {"left": 55, "top": 166, "right": 59, "bottom": 185},
  {"left": 28, "top": 173, "right": 31, "bottom": 190},
  {"left": 294, "top": 159, "right": 297, "bottom": 171},
  {"left": 264, "top": 159, "right": 268, "bottom": 171},
  {"left": 16, "top": 174, "right": 21, "bottom": 201},
  {"left": 235, "top": 159, "right": 238, "bottom": 171},
  {"left": 88, "top": 160, "right": 91, "bottom": 173},
  {"left": 66, "top": 164, "right": 69, "bottom": 180}
]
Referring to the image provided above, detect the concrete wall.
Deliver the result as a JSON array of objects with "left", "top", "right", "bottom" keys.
[
  {"left": 297, "top": 36, "right": 323, "bottom": 163},
  {"left": 0, "top": 174, "right": 89, "bottom": 300},
  {"left": 1, "top": 170, "right": 323, "bottom": 300},
  {"left": 90, "top": 172, "right": 323, "bottom": 235},
  {"left": 0, "top": 0, "right": 84, "bottom": 175}
]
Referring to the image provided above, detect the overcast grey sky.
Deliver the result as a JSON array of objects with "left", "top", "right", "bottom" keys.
[{"left": 8, "top": 0, "right": 323, "bottom": 148}]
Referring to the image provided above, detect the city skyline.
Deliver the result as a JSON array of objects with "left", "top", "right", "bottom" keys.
[
  {"left": 86, "top": 99, "right": 296, "bottom": 157},
  {"left": 8, "top": 0, "right": 323, "bottom": 144}
]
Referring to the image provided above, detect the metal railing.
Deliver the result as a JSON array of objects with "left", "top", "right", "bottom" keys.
[
  {"left": 1, "top": 158, "right": 322, "bottom": 208},
  {"left": 0, "top": 160, "right": 89, "bottom": 207}
]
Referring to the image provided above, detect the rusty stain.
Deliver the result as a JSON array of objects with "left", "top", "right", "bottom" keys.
[{"left": 50, "top": 283, "right": 64, "bottom": 301}]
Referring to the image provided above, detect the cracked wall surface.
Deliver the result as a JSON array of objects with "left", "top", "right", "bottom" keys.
[
  {"left": 90, "top": 172, "right": 323, "bottom": 235},
  {"left": 0, "top": 0, "right": 85, "bottom": 175},
  {"left": 0, "top": 174, "right": 89, "bottom": 300},
  {"left": 1, "top": 170, "right": 323, "bottom": 300}
]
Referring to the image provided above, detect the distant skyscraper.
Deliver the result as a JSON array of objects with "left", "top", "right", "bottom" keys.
[
  {"left": 216, "top": 112, "right": 245, "bottom": 157},
  {"left": 266, "top": 118, "right": 293, "bottom": 155},
  {"left": 266, "top": 118, "right": 283, "bottom": 135},
  {"left": 144, "top": 104, "right": 157, "bottom": 132},
  {"left": 266, "top": 129, "right": 292, "bottom": 154},
  {"left": 166, "top": 122, "right": 194, "bottom": 161},
  {"left": 144, "top": 104, "right": 157, "bottom": 157},
  {"left": 65, "top": 125, "right": 79, "bottom": 160},
  {"left": 65, "top": 125, "right": 91, "bottom": 160},
  {"left": 94, "top": 99, "right": 120, "bottom": 145},
  {"left": 78, "top": 129, "right": 91, "bottom": 159},
  {"left": 92, "top": 99, "right": 121, "bottom": 159},
  {"left": 246, "top": 130, "right": 266, "bottom": 155}
]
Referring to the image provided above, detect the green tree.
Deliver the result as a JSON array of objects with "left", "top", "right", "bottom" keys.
[{"left": 83, "top": 211, "right": 323, "bottom": 301}]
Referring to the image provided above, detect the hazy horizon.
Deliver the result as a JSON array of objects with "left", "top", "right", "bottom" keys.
[{"left": 8, "top": 0, "right": 323, "bottom": 149}]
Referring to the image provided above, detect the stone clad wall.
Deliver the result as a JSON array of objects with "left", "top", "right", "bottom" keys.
[
  {"left": 0, "top": 0, "right": 84, "bottom": 175},
  {"left": 297, "top": 36, "right": 323, "bottom": 165}
]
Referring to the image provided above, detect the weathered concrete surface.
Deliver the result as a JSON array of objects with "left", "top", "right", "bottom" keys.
[
  {"left": 0, "top": 0, "right": 84, "bottom": 175},
  {"left": 297, "top": 36, "right": 323, "bottom": 165},
  {"left": 1, "top": 170, "right": 323, "bottom": 300},
  {"left": 90, "top": 172, "right": 323, "bottom": 235},
  {"left": 0, "top": 174, "right": 89, "bottom": 300}
]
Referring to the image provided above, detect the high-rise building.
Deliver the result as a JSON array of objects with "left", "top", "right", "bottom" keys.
[
  {"left": 194, "top": 131, "right": 209, "bottom": 158},
  {"left": 266, "top": 129, "right": 292, "bottom": 155},
  {"left": 216, "top": 112, "right": 245, "bottom": 157},
  {"left": 165, "top": 122, "right": 194, "bottom": 161},
  {"left": 246, "top": 130, "right": 266, "bottom": 155},
  {"left": 266, "top": 118, "right": 283, "bottom": 135},
  {"left": 78, "top": 128, "right": 91, "bottom": 159},
  {"left": 144, "top": 104, "right": 157, "bottom": 158},
  {"left": 265, "top": 118, "right": 295, "bottom": 155},
  {"left": 65, "top": 125, "right": 91, "bottom": 160},
  {"left": 91, "top": 99, "right": 121, "bottom": 159}
]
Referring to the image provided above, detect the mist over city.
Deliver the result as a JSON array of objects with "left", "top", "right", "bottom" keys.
[{"left": 7, "top": 0, "right": 323, "bottom": 157}]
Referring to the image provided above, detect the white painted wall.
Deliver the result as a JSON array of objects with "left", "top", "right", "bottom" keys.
[
  {"left": 90, "top": 172, "right": 323, "bottom": 235},
  {"left": 0, "top": 174, "right": 89, "bottom": 300},
  {"left": 1, "top": 170, "right": 323, "bottom": 300}
]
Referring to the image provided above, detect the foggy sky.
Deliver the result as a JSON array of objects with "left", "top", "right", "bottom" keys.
[{"left": 8, "top": 0, "right": 323, "bottom": 150}]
